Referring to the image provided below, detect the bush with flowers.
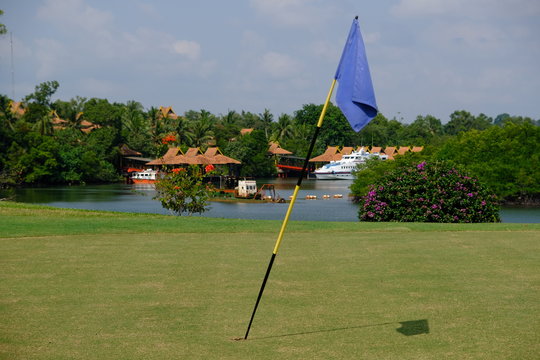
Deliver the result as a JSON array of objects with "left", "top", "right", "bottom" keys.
[
  {"left": 153, "top": 165, "right": 213, "bottom": 215},
  {"left": 358, "top": 161, "right": 500, "bottom": 223}
]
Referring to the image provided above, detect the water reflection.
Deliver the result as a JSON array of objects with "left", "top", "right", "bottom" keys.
[{"left": 8, "top": 180, "right": 540, "bottom": 223}]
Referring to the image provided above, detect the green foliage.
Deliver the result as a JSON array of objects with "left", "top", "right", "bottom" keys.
[
  {"left": 359, "top": 161, "right": 500, "bottom": 223},
  {"left": 435, "top": 122, "right": 540, "bottom": 202},
  {"left": 350, "top": 151, "right": 430, "bottom": 201},
  {"left": 399, "top": 114, "right": 443, "bottom": 145},
  {"left": 444, "top": 110, "right": 492, "bottom": 135},
  {"left": 225, "top": 130, "right": 276, "bottom": 177},
  {"left": 0, "top": 10, "right": 7, "bottom": 35},
  {"left": 10, "top": 133, "right": 61, "bottom": 184},
  {"left": 294, "top": 103, "right": 355, "bottom": 152},
  {"left": 1, "top": 79, "right": 538, "bottom": 193},
  {"left": 153, "top": 166, "right": 212, "bottom": 215},
  {"left": 24, "top": 81, "right": 59, "bottom": 107},
  {"left": 354, "top": 113, "right": 404, "bottom": 147}
]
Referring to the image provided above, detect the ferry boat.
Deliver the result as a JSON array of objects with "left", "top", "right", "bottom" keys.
[
  {"left": 130, "top": 169, "right": 159, "bottom": 184},
  {"left": 313, "top": 147, "right": 388, "bottom": 180}
]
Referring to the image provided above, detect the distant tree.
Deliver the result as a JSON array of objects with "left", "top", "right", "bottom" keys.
[
  {"left": 435, "top": 122, "right": 540, "bottom": 203},
  {"left": 53, "top": 96, "right": 87, "bottom": 131},
  {"left": 154, "top": 166, "right": 212, "bottom": 215},
  {"left": 354, "top": 112, "right": 401, "bottom": 147},
  {"left": 24, "top": 81, "right": 59, "bottom": 107},
  {"left": 121, "top": 101, "right": 151, "bottom": 154},
  {"left": 221, "top": 110, "right": 240, "bottom": 127},
  {"left": 494, "top": 113, "right": 510, "bottom": 126},
  {"left": 257, "top": 108, "right": 274, "bottom": 139},
  {"left": 0, "top": 10, "right": 7, "bottom": 35},
  {"left": 295, "top": 103, "right": 355, "bottom": 152},
  {"left": 239, "top": 110, "right": 259, "bottom": 128},
  {"left": 280, "top": 121, "right": 311, "bottom": 157},
  {"left": 500, "top": 115, "right": 537, "bottom": 126},
  {"left": 225, "top": 129, "right": 275, "bottom": 177},
  {"left": 9, "top": 133, "right": 61, "bottom": 184},
  {"left": 175, "top": 117, "right": 195, "bottom": 147},
  {"left": 271, "top": 113, "right": 294, "bottom": 143},
  {"left": 444, "top": 110, "right": 492, "bottom": 135},
  {"left": 190, "top": 115, "right": 214, "bottom": 148},
  {"left": 22, "top": 81, "right": 59, "bottom": 127},
  {"left": 214, "top": 110, "right": 241, "bottom": 147},
  {"left": 400, "top": 114, "right": 443, "bottom": 145},
  {"left": 83, "top": 98, "right": 122, "bottom": 127}
]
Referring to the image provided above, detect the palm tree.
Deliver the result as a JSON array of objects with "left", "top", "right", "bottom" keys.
[
  {"left": 190, "top": 116, "right": 214, "bottom": 148},
  {"left": 271, "top": 113, "right": 293, "bottom": 142},
  {"left": 33, "top": 111, "right": 54, "bottom": 136},
  {"left": 258, "top": 108, "right": 274, "bottom": 139},
  {"left": 0, "top": 96, "right": 18, "bottom": 131},
  {"left": 176, "top": 116, "right": 195, "bottom": 146},
  {"left": 221, "top": 110, "right": 240, "bottom": 127}
]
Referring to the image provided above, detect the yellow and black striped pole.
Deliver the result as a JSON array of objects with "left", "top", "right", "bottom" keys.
[{"left": 244, "top": 79, "right": 337, "bottom": 340}]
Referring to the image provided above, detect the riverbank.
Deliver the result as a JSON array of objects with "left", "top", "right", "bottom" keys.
[
  {"left": 4, "top": 181, "right": 540, "bottom": 223},
  {"left": 1, "top": 202, "right": 538, "bottom": 359}
]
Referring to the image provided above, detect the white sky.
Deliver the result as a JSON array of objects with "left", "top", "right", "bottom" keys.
[{"left": 1, "top": 0, "right": 539, "bottom": 123}]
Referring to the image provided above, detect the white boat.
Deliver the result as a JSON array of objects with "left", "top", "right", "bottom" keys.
[
  {"left": 130, "top": 169, "right": 159, "bottom": 184},
  {"left": 313, "top": 147, "right": 388, "bottom": 180}
]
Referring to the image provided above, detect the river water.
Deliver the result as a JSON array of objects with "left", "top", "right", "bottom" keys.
[{"left": 5, "top": 179, "right": 540, "bottom": 223}]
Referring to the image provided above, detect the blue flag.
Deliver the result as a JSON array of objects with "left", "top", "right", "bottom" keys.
[{"left": 335, "top": 18, "right": 378, "bottom": 132}]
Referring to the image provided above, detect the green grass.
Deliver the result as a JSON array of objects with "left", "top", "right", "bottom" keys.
[{"left": 1, "top": 202, "right": 539, "bottom": 359}]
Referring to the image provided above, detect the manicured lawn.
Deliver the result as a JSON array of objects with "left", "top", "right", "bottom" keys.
[{"left": 1, "top": 202, "right": 539, "bottom": 359}]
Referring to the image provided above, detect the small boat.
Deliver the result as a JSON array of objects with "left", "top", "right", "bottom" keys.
[
  {"left": 314, "top": 147, "right": 388, "bottom": 180},
  {"left": 130, "top": 169, "right": 159, "bottom": 184}
]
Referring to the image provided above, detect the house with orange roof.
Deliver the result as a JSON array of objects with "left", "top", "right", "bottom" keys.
[
  {"left": 340, "top": 146, "right": 354, "bottom": 155},
  {"left": 397, "top": 146, "right": 410, "bottom": 155},
  {"left": 159, "top": 106, "right": 179, "bottom": 120},
  {"left": 80, "top": 120, "right": 101, "bottom": 134},
  {"left": 9, "top": 101, "right": 25, "bottom": 117},
  {"left": 309, "top": 146, "right": 341, "bottom": 162},
  {"left": 268, "top": 142, "right": 292, "bottom": 156}
]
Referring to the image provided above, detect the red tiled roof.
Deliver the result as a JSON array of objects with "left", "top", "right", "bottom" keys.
[
  {"left": 268, "top": 142, "right": 292, "bottom": 155},
  {"left": 309, "top": 146, "right": 340, "bottom": 162}
]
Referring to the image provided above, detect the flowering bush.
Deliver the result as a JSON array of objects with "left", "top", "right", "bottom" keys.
[
  {"left": 359, "top": 161, "right": 500, "bottom": 223},
  {"left": 161, "top": 134, "right": 177, "bottom": 145},
  {"left": 153, "top": 165, "right": 212, "bottom": 215}
]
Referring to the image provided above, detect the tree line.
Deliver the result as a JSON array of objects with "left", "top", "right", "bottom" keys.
[{"left": 1, "top": 81, "right": 539, "bottom": 192}]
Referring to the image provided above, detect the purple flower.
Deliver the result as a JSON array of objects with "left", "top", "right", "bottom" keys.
[
  {"left": 417, "top": 161, "right": 427, "bottom": 170},
  {"left": 431, "top": 204, "right": 438, "bottom": 209},
  {"left": 467, "top": 193, "right": 474, "bottom": 197},
  {"left": 481, "top": 201, "right": 486, "bottom": 206}
]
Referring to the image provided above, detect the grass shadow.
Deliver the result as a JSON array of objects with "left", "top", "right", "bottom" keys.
[
  {"left": 243, "top": 319, "right": 429, "bottom": 340},
  {"left": 396, "top": 319, "right": 430, "bottom": 336}
]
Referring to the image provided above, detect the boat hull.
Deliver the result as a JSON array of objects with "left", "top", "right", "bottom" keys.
[
  {"left": 314, "top": 172, "right": 354, "bottom": 180},
  {"left": 131, "top": 179, "right": 157, "bottom": 184}
]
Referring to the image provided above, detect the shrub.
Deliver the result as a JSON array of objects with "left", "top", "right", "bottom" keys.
[
  {"left": 359, "top": 161, "right": 500, "bottom": 223},
  {"left": 153, "top": 165, "right": 213, "bottom": 215}
]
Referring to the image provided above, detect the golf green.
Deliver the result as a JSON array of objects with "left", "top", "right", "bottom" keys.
[{"left": 1, "top": 202, "right": 539, "bottom": 359}]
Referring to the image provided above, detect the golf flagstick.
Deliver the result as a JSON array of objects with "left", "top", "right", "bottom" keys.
[
  {"left": 243, "top": 16, "right": 377, "bottom": 340},
  {"left": 243, "top": 79, "right": 336, "bottom": 340}
]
